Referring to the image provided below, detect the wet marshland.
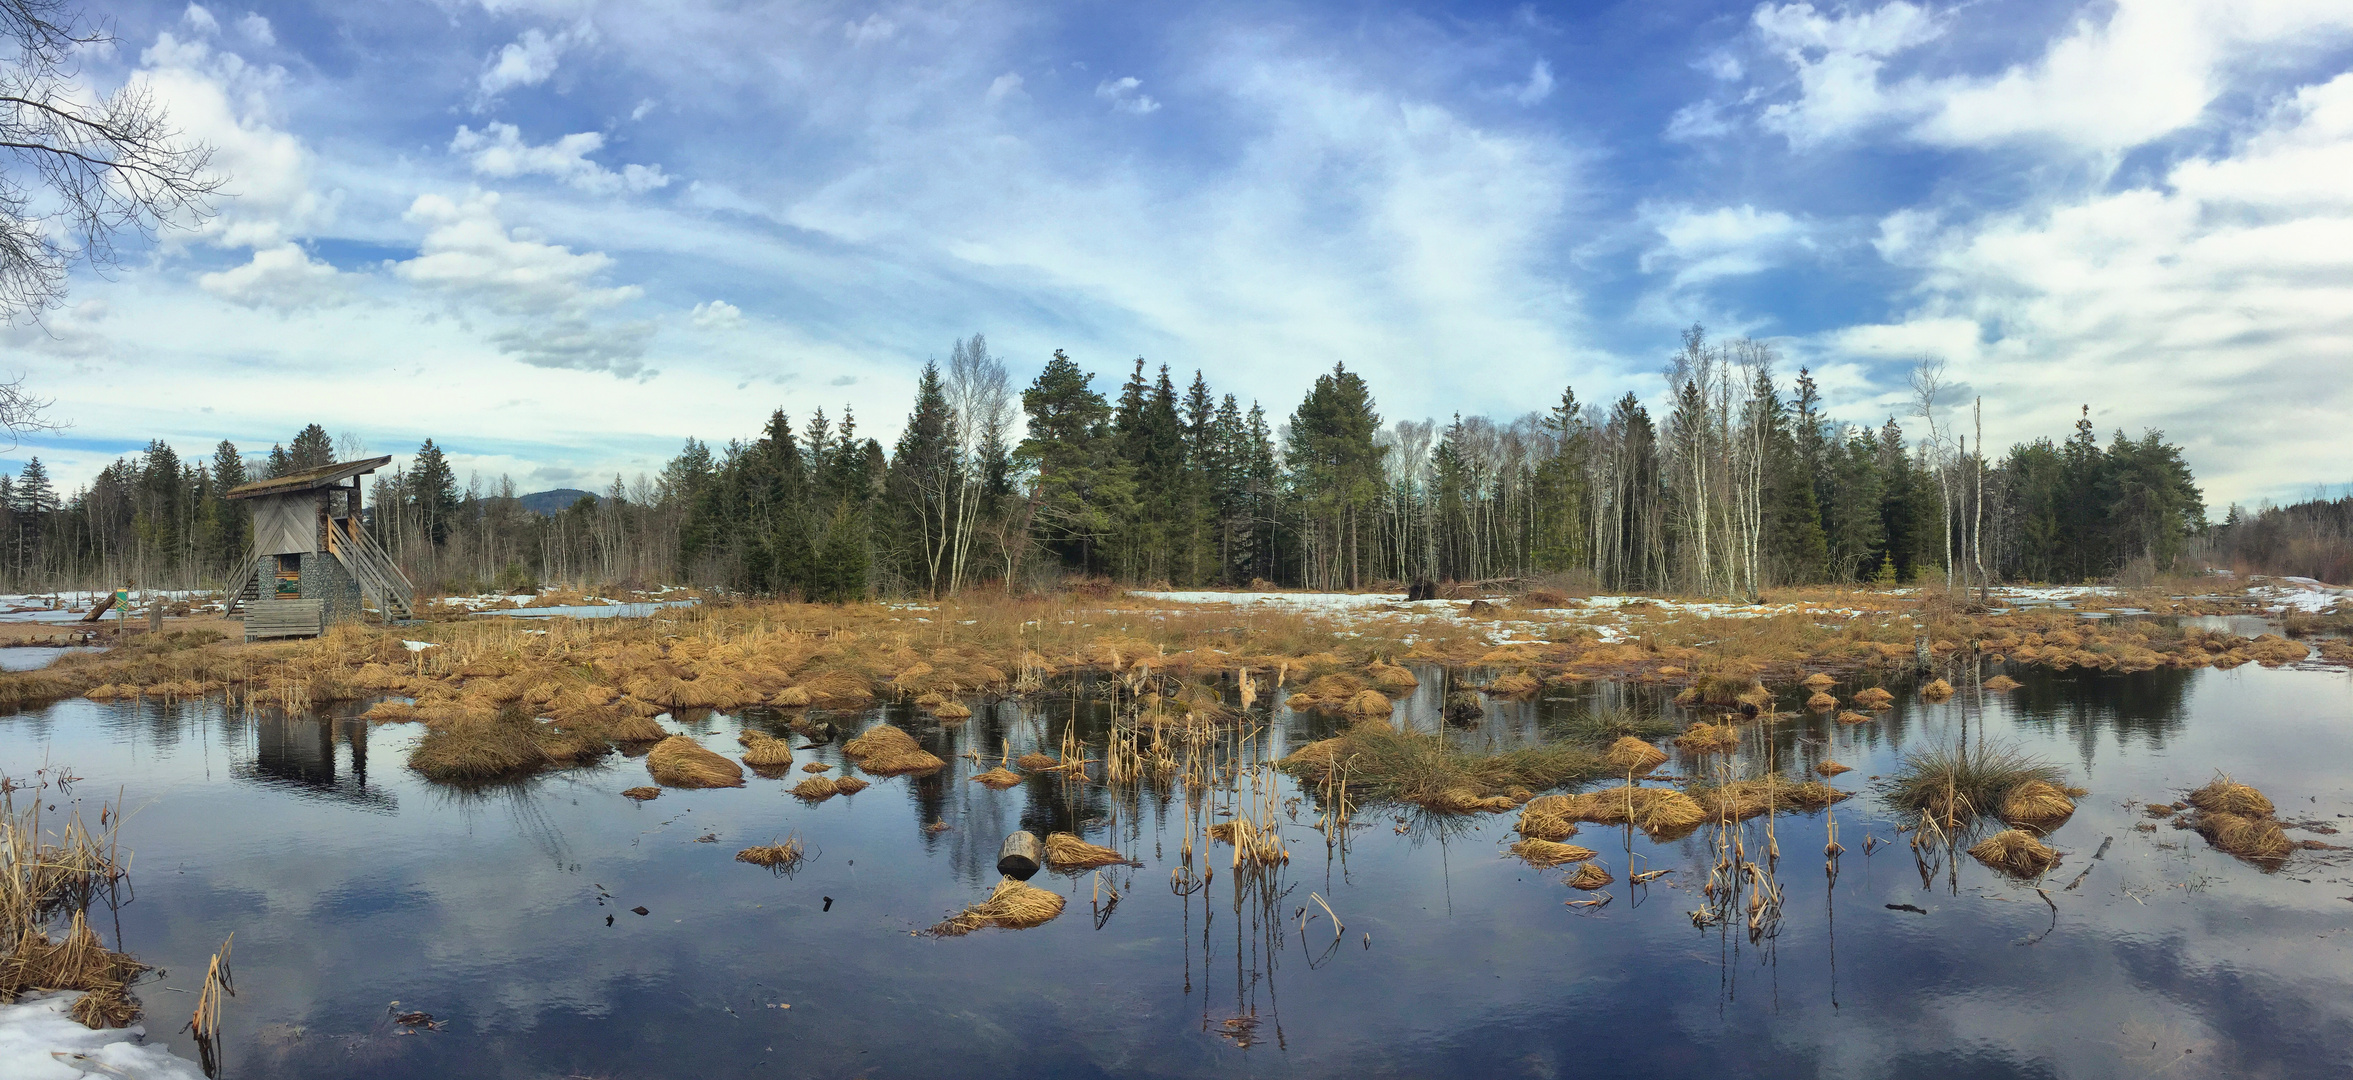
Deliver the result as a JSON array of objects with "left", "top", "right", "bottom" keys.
[{"left": 4, "top": 636, "right": 2351, "bottom": 1078}]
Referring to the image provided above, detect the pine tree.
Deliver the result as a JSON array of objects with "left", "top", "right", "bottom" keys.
[
  {"left": 288, "top": 424, "right": 335, "bottom": 471},
  {"left": 885, "top": 363, "right": 960, "bottom": 595},
  {"left": 411, "top": 439, "right": 460, "bottom": 547},
  {"left": 1284, "top": 363, "right": 1384, "bottom": 589},
  {"left": 1018, "top": 350, "right": 1131, "bottom": 575}
]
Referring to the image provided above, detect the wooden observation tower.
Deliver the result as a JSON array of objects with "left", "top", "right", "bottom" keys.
[{"left": 224, "top": 456, "right": 416, "bottom": 640}]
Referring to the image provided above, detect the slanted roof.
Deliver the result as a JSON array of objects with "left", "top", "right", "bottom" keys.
[{"left": 226, "top": 455, "right": 394, "bottom": 501}]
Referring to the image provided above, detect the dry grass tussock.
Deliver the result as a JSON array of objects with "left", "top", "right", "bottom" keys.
[
  {"left": 646, "top": 736, "right": 745, "bottom": 788},
  {"left": 621, "top": 786, "right": 660, "bottom": 801},
  {"left": 1566, "top": 862, "right": 1613, "bottom": 890},
  {"left": 1510, "top": 839, "right": 1596, "bottom": 867},
  {"left": 1885, "top": 741, "right": 2067, "bottom": 829},
  {"left": 1969, "top": 829, "right": 2061, "bottom": 877},
  {"left": 841, "top": 724, "right": 944, "bottom": 775},
  {"left": 739, "top": 732, "right": 794, "bottom": 768},
  {"left": 971, "top": 766, "right": 1024, "bottom": 789},
  {"left": 1806, "top": 691, "right": 1838, "bottom": 710},
  {"left": 927, "top": 878, "right": 1065, "bottom": 937},
  {"left": 2187, "top": 777, "right": 2293, "bottom": 862},
  {"left": 1689, "top": 777, "right": 1850, "bottom": 823},
  {"left": 1852, "top": 687, "right": 1895, "bottom": 709},
  {"left": 1043, "top": 833, "right": 1138, "bottom": 870},
  {"left": 1602, "top": 736, "right": 1668, "bottom": 775},
  {"left": 1536, "top": 786, "right": 1708, "bottom": 838},
  {"left": 736, "top": 836, "right": 804, "bottom": 870},
  {"left": 1278, "top": 724, "right": 1603, "bottom": 814},
  {"left": 1675, "top": 721, "right": 1742, "bottom": 753},
  {"left": 1998, "top": 779, "right": 2076, "bottom": 833},
  {"left": 791, "top": 776, "right": 839, "bottom": 801},
  {"left": 1983, "top": 675, "right": 2021, "bottom": 691},
  {"left": 2, "top": 776, "right": 144, "bottom": 1029}
]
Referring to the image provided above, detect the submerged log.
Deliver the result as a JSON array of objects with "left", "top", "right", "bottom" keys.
[{"left": 997, "top": 830, "right": 1042, "bottom": 880}]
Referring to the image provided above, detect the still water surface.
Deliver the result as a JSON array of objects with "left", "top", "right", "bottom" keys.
[{"left": 3, "top": 655, "right": 2350, "bottom": 1079}]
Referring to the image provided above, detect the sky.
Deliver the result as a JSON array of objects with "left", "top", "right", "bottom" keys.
[{"left": 5, "top": 0, "right": 2352, "bottom": 512}]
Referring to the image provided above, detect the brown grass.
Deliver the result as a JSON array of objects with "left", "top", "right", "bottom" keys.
[
  {"left": 1691, "top": 777, "right": 1851, "bottom": 823},
  {"left": 736, "top": 836, "right": 805, "bottom": 870},
  {"left": 1275, "top": 723, "right": 1603, "bottom": 814},
  {"left": 1998, "top": 779, "right": 2076, "bottom": 833},
  {"left": 1835, "top": 710, "right": 1875, "bottom": 725},
  {"left": 1510, "top": 839, "right": 1596, "bottom": 867},
  {"left": 1016, "top": 752, "right": 1060, "bottom": 771},
  {"left": 1674, "top": 722, "right": 1742, "bottom": 753},
  {"left": 646, "top": 735, "right": 746, "bottom": 788},
  {"left": 2187, "top": 777, "right": 2274, "bottom": 817},
  {"left": 1815, "top": 760, "right": 1852, "bottom": 777},
  {"left": 1043, "top": 833, "right": 1138, "bottom": 870},
  {"left": 1801, "top": 673, "right": 1835, "bottom": 690},
  {"left": 1486, "top": 672, "right": 1540, "bottom": 697},
  {"left": 1566, "top": 862, "right": 1614, "bottom": 889},
  {"left": 1969, "top": 829, "right": 2061, "bottom": 877},
  {"left": 740, "top": 733, "right": 795, "bottom": 768},
  {"left": 791, "top": 777, "right": 838, "bottom": 801},
  {"left": 1602, "top": 736, "right": 1669, "bottom": 775},
  {"left": 2194, "top": 811, "right": 2294, "bottom": 861},
  {"left": 1805, "top": 691, "right": 1838, "bottom": 710},
  {"left": 621, "top": 786, "right": 660, "bottom": 801},
  {"left": 1853, "top": 687, "right": 1895, "bottom": 709},
  {"left": 841, "top": 724, "right": 944, "bottom": 775},
  {"left": 2, "top": 778, "right": 144, "bottom": 1029},
  {"left": 972, "top": 766, "right": 1024, "bottom": 789},
  {"left": 1921, "top": 678, "right": 1955, "bottom": 701},
  {"left": 1558, "top": 786, "right": 1707, "bottom": 837},
  {"left": 926, "top": 878, "right": 1066, "bottom": 936},
  {"left": 1983, "top": 674, "right": 2021, "bottom": 691},
  {"left": 832, "top": 776, "right": 871, "bottom": 795},
  {"left": 1514, "top": 806, "right": 1578, "bottom": 840}
]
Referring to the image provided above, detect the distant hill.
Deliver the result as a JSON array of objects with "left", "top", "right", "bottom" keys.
[{"left": 518, "top": 489, "right": 599, "bottom": 515}]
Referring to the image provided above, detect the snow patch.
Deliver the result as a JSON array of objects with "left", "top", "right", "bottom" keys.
[{"left": 0, "top": 992, "right": 206, "bottom": 1079}]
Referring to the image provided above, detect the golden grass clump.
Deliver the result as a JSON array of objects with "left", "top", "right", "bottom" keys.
[
  {"left": 736, "top": 836, "right": 805, "bottom": 870},
  {"left": 1853, "top": 687, "right": 1895, "bottom": 709},
  {"left": 932, "top": 700, "right": 974, "bottom": 720},
  {"left": 1365, "top": 661, "right": 1419, "bottom": 691},
  {"left": 1044, "top": 832, "right": 1139, "bottom": 870},
  {"left": 1968, "top": 829, "right": 2061, "bottom": 878},
  {"left": 646, "top": 735, "right": 746, "bottom": 788},
  {"left": 1344, "top": 689, "right": 1394, "bottom": 717},
  {"left": 832, "top": 776, "right": 871, "bottom": 795},
  {"left": 606, "top": 713, "right": 669, "bottom": 742},
  {"left": 926, "top": 878, "right": 1066, "bottom": 936},
  {"left": 1275, "top": 723, "right": 1602, "bottom": 814},
  {"left": 1486, "top": 672, "right": 1541, "bottom": 697},
  {"left": 2187, "top": 777, "right": 2274, "bottom": 817},
  {"left": 740, "top": 733, "right": 795, "bottom": 768},
  {"left": 1835, "top": 710, "right": 1874, "bottom": 725},
  {"left": 1566, "top": 862, "right": 1614, "bottom": 890},
  {"left": 1801, "top": 673, "right": 1836, "bottom": 691},
  {"left": 1564, "top": 786, "right": 1707, "bottom": 837},
  {"left": 1921, "top": 678, "right": 1955, "bottom": 701},
  {"left": 2193, "top": 812, "right": 2294, "bottom": 862},
  {"left": 2, "top": 781, "right": 146, "bottom": 1029},
  {"left": 1601, "top": 736, "right": 1669, "bottom": 775},
  {"left": 1674, "top": 722, "right": 1741, "bottom": 753},
  {"left": 1983, "top": 675, "right": 2021, "bottom": 691},
  {"left": 1692, "top": 778, "right": 1851, "bottom": 822},
  {"left": 1515, "top": 806, "right": 1577, "bottom": 841},
  {"left": 1998, "top": 779, "right": 2077, "bottom": 833},
  {"left": 1815, "top": 760, "right": 1853, "bottom": 777},
  {"left": 1805, "top": 691, "right": 1838, "bottom": 710},
  {"left": 1016, "top": 752, "right": 1061, "bottom": 771},
  {"left": 1701, "top": 675, "right": 1767, "bottom": 707},
  {"left": 621, "top": 786, "right": 660, "bottom": 801},
  {"left": 840, "top": 723, "right": 945, "bottom": 774},
  {"left": 1284, "top": 673, "right": 1366, "bottom": 710},
  {"left": 1886, "top": 741, "right": 2066, "bottom": 829},
  {"left": 791, "top": 776, "right": 839, "bottom": 801},
  {"left": 1510, "top": 839, "right": 1596, "bottom": 867},
  {"left": 972, "top": 766, "right": 1024, "bottom": 789},
  {"left": 408, "top": 709, "right": 560, "bottom": 781},
  {"left": 770, "top": 686, "right": 814, "bottom": 708}
]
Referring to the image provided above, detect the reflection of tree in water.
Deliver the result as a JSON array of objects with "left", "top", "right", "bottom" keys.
[
  {"left": 2001, "top": 665, "right": 2193, "bottom": 760},
  {"left": 233, "top": 707, "right": 397, "bottom": 812},
  {"left": 428, "top": 778, "right": 574, "bottom": 867}
]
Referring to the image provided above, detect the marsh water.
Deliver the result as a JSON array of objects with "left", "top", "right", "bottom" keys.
[{"left": 4, "top": 637, "right": 2352, "bottom": 1079}]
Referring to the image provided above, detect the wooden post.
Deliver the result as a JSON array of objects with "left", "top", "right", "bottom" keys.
[
  {"left": 997, "top": 830, "right": 1041, "bottom": 880},
  {"left": 149, "top": 596, "right": 162, "bottom": 633}
]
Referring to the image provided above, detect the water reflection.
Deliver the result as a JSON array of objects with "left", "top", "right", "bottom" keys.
[{"left": 0, "top": 648, "right": 2348, "bottom": 1079}]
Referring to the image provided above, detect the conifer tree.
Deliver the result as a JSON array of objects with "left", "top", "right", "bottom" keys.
[{"left": 411, "top": 439, "right": 460, "bottom": 547}]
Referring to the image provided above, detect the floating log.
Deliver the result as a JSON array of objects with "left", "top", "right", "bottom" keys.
[{"left": 997, "top": 830, "right": 1041, "bottom": 880}]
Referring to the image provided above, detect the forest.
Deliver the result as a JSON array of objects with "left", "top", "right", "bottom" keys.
[{"left": 0, "top": 329, "right": 2223, "bottom": 598}]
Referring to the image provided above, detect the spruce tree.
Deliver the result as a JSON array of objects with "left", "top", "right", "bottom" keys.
[
  {"left": 288, "top": 424, "right": 335, "bottom": 470},
  {"left": 411, "top": 439, "right": 460, "bottom": 547}
]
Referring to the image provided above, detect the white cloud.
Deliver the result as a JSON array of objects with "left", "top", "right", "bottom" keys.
[
  {"left": 393, "top": 191, "right": 650, "bottom": 376},
  {"left": 135, "top": 32, "right": 334, "bottom": 249},
  {"left": 1513, "top": 60, "right": 1555, "bottom": 106},
  {"left": 843, "top": 13, "right": 897, "bottom": 45},
  {"left": 630, "top": 98, "right": 656, "bottom": 121},
  {"left": 1826, "top": 71, "right": 2353, "bottom": 503},
  {"left": 479, "top": 24, "right": 594, "bottom": 99},
  {"left": 986, "top": 72, "right": 1025, "bottom": 102},
  {"left": 451, "top": 122, "right": 671, "bottom": 195},
  {"left": 1750, "top": 0, "right": 2353, "bottom": 152},
  {"left": 198, "top": 244, "right": 347, "bottom": 310},
  {"left": 0, "top": 299, "right": 109, "bottom": 359},
  {"left": 1095, "top": 76, "right": 1161, "bottom": 115},
  {"left": 690, "top": 299, "right": 742, "bottom": 329},
  {"left": 182, "top": 3, "right": 219, "bottom": 35},
  {"left": 238, "top": 12, "right": 274, "bottom": 46},
  {"left": 1641, "top": 204, "right": 1814, "bottom": 284}
]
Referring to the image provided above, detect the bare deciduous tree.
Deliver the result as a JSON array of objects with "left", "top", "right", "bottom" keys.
[{"left": 4, "top": 0, "right": 219, "bottom": 321}]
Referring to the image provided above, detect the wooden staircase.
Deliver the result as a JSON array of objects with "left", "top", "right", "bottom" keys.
[
  {"left": 325, "top": 519, "right": 416, "bottom": 621},
  {"left": 223, "top": 548, "right": 263, "bottom": 615}
]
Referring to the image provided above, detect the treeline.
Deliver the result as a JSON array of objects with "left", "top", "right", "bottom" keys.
[
  {"left": 0, "top": 329, "right": 2208, "bottom": 597},
  {"left": 2205, "top": 495, "right": 2353, "bottom": 584}
]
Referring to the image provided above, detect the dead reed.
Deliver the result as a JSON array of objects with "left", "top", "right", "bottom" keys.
[{"left": 2, "top": 775, "right": 145, "bottom": 1029}]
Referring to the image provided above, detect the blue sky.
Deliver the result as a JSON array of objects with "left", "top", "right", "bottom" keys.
[{"left": 6, "top": 0, "right": 2352, "bottom": 510}]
